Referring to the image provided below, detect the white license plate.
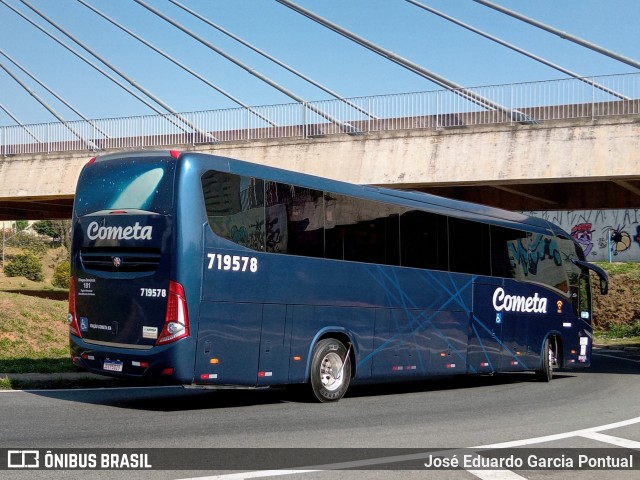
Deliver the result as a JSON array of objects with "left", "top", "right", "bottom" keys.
[{"left": 103, "top": 360, "right": 123, "bottom": 372}]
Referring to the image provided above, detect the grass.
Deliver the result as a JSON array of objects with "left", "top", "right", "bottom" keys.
[
  {"left": 593, "top": 335, "right": 640, "bottom": 347},
  {"left": 596, "top": 321, "right": 640, "bottom": 340},
  {"left": 0, "top": 289, "right": 74, "bottom": 374},
  {"left": 594, "top": 261, "right": 640, "bottom": 278}
]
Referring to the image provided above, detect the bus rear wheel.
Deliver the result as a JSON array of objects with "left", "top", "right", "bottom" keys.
[
  {"left": 310, "top": 338, "right": 351, "bottom": 402},
  {"left": 536, "top": 338, "right": 555, "bottom": 382}
]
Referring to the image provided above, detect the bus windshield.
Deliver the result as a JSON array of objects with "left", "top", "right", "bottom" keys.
[{"left": 74, "top": 157, "right": 175, "bottom": 217}]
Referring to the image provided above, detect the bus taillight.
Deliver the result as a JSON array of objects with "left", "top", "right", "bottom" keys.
[
  {"left": 157, "top": 281, "right": 190, "bottom": 345},
  {"left": 67, "top": 277, "right": 82, "bottom": 338}
]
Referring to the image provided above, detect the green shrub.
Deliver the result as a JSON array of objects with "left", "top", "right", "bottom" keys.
[
  {"left": 4, "top": 252, "right": 44, "bottom": 282},
  {"left": 602, "top": 320, "right": 640, "bottom": 339},
  {"left": 6, "top": 232, "right": 48, "bottom": 257},
  {"left": 51, "top": 261, "right": 70, "bottom": 289}
]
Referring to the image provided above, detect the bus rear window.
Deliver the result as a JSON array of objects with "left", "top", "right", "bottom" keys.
[{"left": 74, "top": 157, "right": 175, "bottom": 217}]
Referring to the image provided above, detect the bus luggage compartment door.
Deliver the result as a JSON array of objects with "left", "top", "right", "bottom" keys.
[
  {"left": 195, "top": 302, "right": 262, "bottom": 385},
  {"left": 256, "top": 304, "right": 289, "bottom": 386},
  {"left": 468, "top": 280, "right": 504, "bottom": 374}
]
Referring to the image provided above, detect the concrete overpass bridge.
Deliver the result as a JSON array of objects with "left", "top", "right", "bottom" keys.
[{"left": 1, "top": 75, "right": 639, "bottom": 221}]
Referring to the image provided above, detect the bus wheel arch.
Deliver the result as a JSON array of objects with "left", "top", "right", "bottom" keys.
[
  {"left": 536, "top": 334, "right": 562, "bottom": 382},
  {"left": 308, "top": 335, "right": 353, "bottom": 403},
  {"left": 317, "top": 331, "right": 356, "bottom": 377}
]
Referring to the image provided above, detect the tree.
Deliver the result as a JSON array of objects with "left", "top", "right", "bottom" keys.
[
  {"left": 32, "top": 219, "right": 71, "bottom": 254},
  {"left": 4, "top": 252, "right": 44, "bottom": 282},
  {"left": 32, "top": 220, "right": 58, "bottom": 239},
  {"left": 15, "top": 220, "right": 28, "bottom": 232},
  {"left": 52, "top": 261, "right": 70, "bottom": 288}
]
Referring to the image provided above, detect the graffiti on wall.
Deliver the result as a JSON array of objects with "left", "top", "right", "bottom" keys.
[{"left": 526, "top": 209, "right": 640, "bottom": 262}]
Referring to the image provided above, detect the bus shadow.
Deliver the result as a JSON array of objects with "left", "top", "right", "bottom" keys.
[
  {"left": 27, "top": 385, "right": 292, "bottom": 411},
  {"left": 26, "top": 372, "right": 575, "bottom": 411},
  {"left": 23, "top": 349, "right": 637, "bottom": 410},
  {"left": 26, "top": 355, "right": 640, "bottom": 412},
  {"left": 345, "top": 372, "right": 574, "bottom": 399}
]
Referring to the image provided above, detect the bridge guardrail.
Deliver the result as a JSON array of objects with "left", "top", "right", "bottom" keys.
[{"left": 1, "top": 72, "right": 638, "bottom": 156}]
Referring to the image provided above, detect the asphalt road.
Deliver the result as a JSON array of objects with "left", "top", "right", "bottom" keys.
[{"left": 1, "top": 347, "right": 639, "bottom": 480}]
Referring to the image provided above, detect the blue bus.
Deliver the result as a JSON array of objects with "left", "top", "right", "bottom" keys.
[{"left": 69, "top": 150, "right": 608, "bottom": 402}]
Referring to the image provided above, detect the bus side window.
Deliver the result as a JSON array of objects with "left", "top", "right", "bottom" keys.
[
  {"left": 448, "top": 217, "right": 491, "bottom": 276},
  {"left": 325, "top": 194, "right": 401, "bottom": 266},
  {"left": 265, "top": 182, "right": 324, "bottom": 257},
  {"left": 202, "top": 171, "right": 265, "bottom": 251},
  {"left": 491, "top": 226, "right": 523, "bottom": 278},
  {"left": 400, "top": 210, "right": 447, "bottom": 270}
]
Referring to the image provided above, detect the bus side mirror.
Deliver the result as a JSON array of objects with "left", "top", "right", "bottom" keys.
[{"left": 572, "top": 260, "right": 608, "bottom": 296}]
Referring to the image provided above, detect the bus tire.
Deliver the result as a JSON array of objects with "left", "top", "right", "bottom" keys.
[
  {"left": 536, "top": 338, "right": 554, "bottom": 382},
  {"left": 309, "top": 338, "right": 351, "bottom": 403}
]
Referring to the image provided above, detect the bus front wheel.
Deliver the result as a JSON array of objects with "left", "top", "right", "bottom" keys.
[
  {"left": 309, "top": 338, "right": 351, "bottom": 402},
  {"left": 536, "top": 338, "right": 555, "bottom": 382}
]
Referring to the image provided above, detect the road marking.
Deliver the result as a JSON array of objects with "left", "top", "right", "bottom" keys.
[
  {"left": 593, "top": 352, "right": 640, "bottom": 364},
  {"left": 175, "top": 416, "right": 640, "bottom": 480},
  {"left": 578, "top": 431, "right": 640, "bottom": 449},
  {"left": 476, "top": 415, "right": 640, "bottom": 449},
  {"left": 467, "top": 470, "right": 527, "bottom": 480},
  {"left": 177, "top": 471, "right": 317, "bottom": 480}
]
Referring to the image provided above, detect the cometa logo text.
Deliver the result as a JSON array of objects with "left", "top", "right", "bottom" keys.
[
  {"left": 492, "top": 287, "right": 548, "bottom": 314},
  {"left": 86, "top": 221, "right": 153, "bottom": 241}
]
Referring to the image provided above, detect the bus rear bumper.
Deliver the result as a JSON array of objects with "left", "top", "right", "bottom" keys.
[{"left": 70, "top": 335, "right": 194, "bottom": 384}]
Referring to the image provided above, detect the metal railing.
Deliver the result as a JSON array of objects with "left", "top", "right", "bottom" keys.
[{"left": 1, "top": 72, "right": 639, "bottom": 156}]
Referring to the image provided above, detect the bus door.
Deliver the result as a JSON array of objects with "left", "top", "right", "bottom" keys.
[
  {"left": 468, "top": 280, "right": 503, "bottom": 374},
  {"left": 571, "top": 260, "right": 608, "bottom": 365},
  {"left": 577, "top": 272, "right": 592, "bottom": 325},
  {"left": 575, "top": 271, "right": 593, "bottom": 364}
]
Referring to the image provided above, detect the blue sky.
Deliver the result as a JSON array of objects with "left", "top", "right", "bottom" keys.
[{"left": 1, "top": 0, "right": 639, "bottom": 126}]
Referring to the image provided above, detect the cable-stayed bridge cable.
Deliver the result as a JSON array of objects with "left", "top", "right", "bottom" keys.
[
  {"left": 276, "top": 0, "right": 533, "bottom": 123},
  {"left": 0, "top": 102, "right": 42, "bottom": 142},
  {"left": 405, "top": 0, "right": 629, "bottom": 101},
  {"left": 77, "top": 0, "right": 278, "bottom": 128},
  {"left": 474, "top": 0, "right": 640, "bottom": 70},
  {"left": 0, "top": 47, "right": 112, "bottom": 135},
  {"left": 16, "top": 0, "right": 218, "bottom": 142},
  {"left": 169, "top": 0, "right": 377, "bottom": 120},
  {"left": 0, "top": 58, "right": 98, "bottom": 149},
  {"left": 0, "top": 0, "right": 178, "bottom": 122},
  {"left": 133, "top": 0, "right": 361, "bottom": 135}
]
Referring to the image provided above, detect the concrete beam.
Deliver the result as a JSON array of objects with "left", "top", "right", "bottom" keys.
[{"left": 0, "top": 115, "right": 639, "bottom": 218}]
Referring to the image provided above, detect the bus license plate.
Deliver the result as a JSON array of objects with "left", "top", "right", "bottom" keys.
[{"left": 103, "top": 360, "right": 123, "bottom": 372}]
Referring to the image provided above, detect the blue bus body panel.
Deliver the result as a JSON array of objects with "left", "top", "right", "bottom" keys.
[
  {"left": 70, "top": 150, "right": 595, "bottom": 388},
  {"left": 194, "top": 236, "right": 477, "bottom": 386}
]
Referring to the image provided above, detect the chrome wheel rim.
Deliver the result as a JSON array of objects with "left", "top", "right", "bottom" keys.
[{"left": 320, "top": 352, "right": 344, "bottom": 391}]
